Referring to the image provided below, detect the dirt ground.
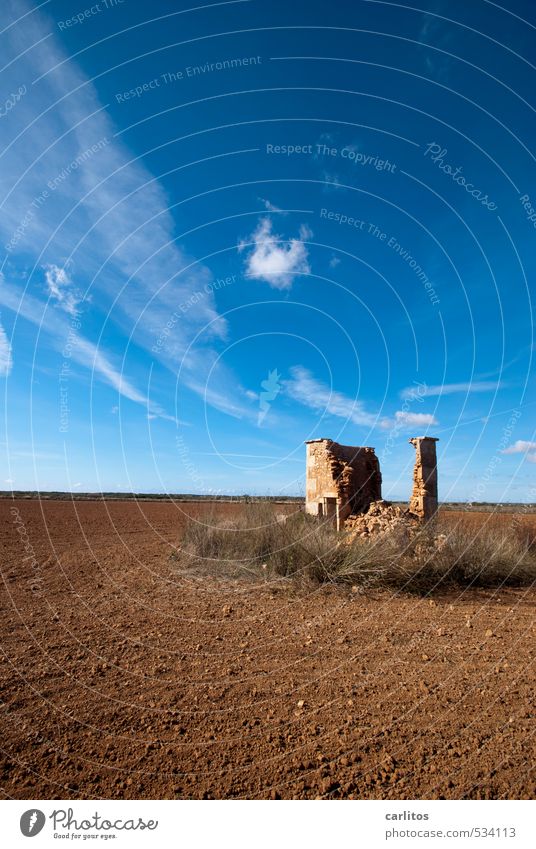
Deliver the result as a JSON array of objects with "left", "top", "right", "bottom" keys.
[{"left": 1, "top": 499, "right": 534, "bottom": 800}]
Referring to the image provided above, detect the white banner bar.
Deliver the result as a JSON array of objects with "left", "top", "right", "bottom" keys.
[{"left": 2, "top": 799, "right": 535, "bottom": 848}]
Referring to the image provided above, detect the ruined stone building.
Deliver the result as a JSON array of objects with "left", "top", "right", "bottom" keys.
[
  {"left": 305, "top": 440, "right": 381, "bottom": 529},
  {"left": 305, "top": 436, "right": 438, "bottom": 529}
]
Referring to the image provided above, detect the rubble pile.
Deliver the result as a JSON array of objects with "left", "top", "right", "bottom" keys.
[
  {"left": 344, "top": 499, "right": 420, "bottom": 540},
  {"left": 343, "top": 500, "right": 450, "bottom": 563}
]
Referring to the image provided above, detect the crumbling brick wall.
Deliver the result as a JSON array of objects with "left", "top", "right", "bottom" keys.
[
  {"left": 305, "top": 439, "right": 382, "bottom": 526},
  {"left": 409, "top": 437, "right": 439, "bottom": 520}
]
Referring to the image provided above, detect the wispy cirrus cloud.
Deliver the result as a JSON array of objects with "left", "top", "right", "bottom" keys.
[
  {"left": 284, "top": 366, "right": 385, "bottom": 429},
  {"left": 0, "top": 323, "right": 13, "bottom": 376},
  {"left": 400, "top": 381, "right": 501, "bottom": 400},
  {"left": 238, "top": 217, "right": 311, "bottom": 289},
  {"left": 71, "top": 334, "right": 150, "bottom": 406},
  {"left": 285, "top": 367, "right": 439, "bottom": 431},
  {"left": 0, "top": 0, "right": 230, "bottom": 412},
  {"left": 258, "top": 197, "right": 284, "bottom": 213},
  {"left": 0, "top": 280, "right": 175, "bottom": 417},
  {"left": 44, "top": 264, "right": 82, "bottom": 316},
  {"left": 180, "top": 345, "right": 261, "bottom": 423},
  {"left": 418, "top": 1, "right": 454, "bottom": 80}
]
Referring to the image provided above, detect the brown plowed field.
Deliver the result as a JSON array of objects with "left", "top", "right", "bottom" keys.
[{"left": 1, "top": 499, "right": 534, "bottom": 800}]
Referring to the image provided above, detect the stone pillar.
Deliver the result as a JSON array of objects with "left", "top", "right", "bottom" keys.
[{"left": 409, "top": 437, "right": 439, "bottom": 521}]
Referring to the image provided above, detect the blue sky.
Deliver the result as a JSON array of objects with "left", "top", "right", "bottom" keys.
[{"left": 0, "top": 0, "right": 534, "bottom": 500}]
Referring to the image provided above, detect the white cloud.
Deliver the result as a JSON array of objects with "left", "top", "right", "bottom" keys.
[
  {"left": 329, "top": 255, "right": 341, "bottom": 268},
  {"left": 394, "top": 411, "right": 439, "bottom": 428},
  {"left": 239, "top": 217, "right": 311, "bottom": 289},
  {"left": 502, "top": 440, "right": 536, "bottom": 455},
  {"left": 258, "top": 197, "right": 283, "bottom": 213},
  {"left": 400, "top": 381, "right": 501, "bottom": 399},
  {"left": 44, "top": 264, "right": 82, "bottom": 316},
  {"left": 502, "top": 440, "right": 536, "bottom": 464},
  {"left": 284, "top": 365, "right": 385, "bottom": 428},
  {"left": 0, "top": 323, "right": 13, "bottom": 376}
]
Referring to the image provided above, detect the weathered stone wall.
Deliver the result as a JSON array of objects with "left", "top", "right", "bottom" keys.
[
  {"left": 305, "top": 439, "right": 382, "bottom": 525},
  {"left": 409, "top": 437, "right": 439, "bottom": 521}
]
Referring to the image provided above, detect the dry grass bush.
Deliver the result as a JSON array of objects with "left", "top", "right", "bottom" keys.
[
  {"left": 179, "top": 504, "right": 536, "bottom": 593},
  {"left": 181, "top": 504, "right": 363, "bottom": 584},
  {"left": 429, "top": 517, "right": 536, "bottom": 586}
]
